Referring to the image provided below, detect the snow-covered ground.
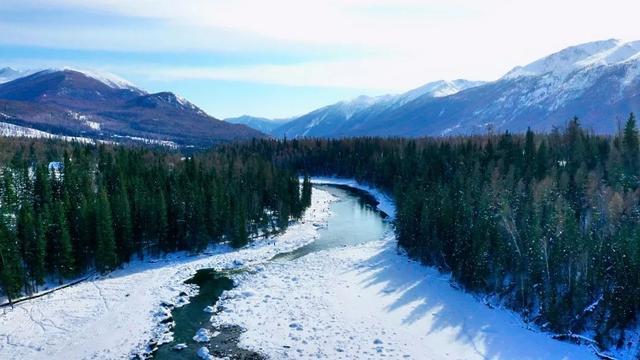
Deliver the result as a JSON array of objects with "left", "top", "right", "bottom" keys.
[
  {"left": 213, "top": 178, "right": 597, "bottom": 360},
  {"left": 0, "top": 188, "right": 335, "bottom": 360},
  {"left": 0, "top": 179, "right": 600, "bottom": 359}
]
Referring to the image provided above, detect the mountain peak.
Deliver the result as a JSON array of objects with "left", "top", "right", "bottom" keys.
[
  {"left": 503, "top": 39, "right": 640, "bottom": 80},
  {"left": 41, "top": 67, "right": 142, "bottom": 92},
  {"left": 127, "top": 91, "right": 202, "bottom": 113},
  {"left": 0, "top": 67, "right": 30, "bottom": 84},
  {"left": 401, "top": 79, "right": 486, "bottom": 103}
]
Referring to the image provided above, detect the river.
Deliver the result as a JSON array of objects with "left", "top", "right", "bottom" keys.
[{"left": 153, "top": 184, "right": 392, "bottom": 359}]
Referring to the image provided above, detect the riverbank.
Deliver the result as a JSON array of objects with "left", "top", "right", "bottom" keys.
[
  {"left": 213, "top": 178, "right": 597, "bottom": 359},
  {"left": 0, "top": 188, "right": 336, "bottom": 360}
]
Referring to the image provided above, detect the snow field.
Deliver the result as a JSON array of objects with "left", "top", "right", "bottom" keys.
[
  {"left": 213, "top": 178, "right": 596, "bottom": 359},
  {"left": 0, "top": 188, "right": 336, "bottom": 359}
]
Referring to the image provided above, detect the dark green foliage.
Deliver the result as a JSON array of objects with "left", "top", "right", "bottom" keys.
[
  {"left": 301, "top": 174, "right": 312, "bottom": 208},
  {"left": 0, "top": 138, "right": 308, "bottom": 299},
  {"left": 47, "top": 201, "right": 74, "bottom": 280},
  {"left": 95, "top": 189, "right": 117, "bottom": 273},
  {"left": 0, "top": 219, "right": 23, "bottom": 303},
  {"left": 237, "top": 115, "right": 640, "bottom": 348}
]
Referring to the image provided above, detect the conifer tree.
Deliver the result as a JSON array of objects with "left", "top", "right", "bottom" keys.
[
  {"left": 301, "top": 174, "right": 312, "bottom": 208},
  {"left": 17, "top": 204, "right": 39, "bottom": 291},
  {"left": 47, "top": 201, "right": 74, "bottom": 280},
  {"left": 95, "top": 189, "right": 117, "bottom": 273},
  {"left": 111, "top": 181, "right": 133, "bottom": 262},
  {"left": 0, "top": 218, "right": 23, "bottom": 304},
  {"left": 622, "top": 112, "right": 639, "bottom": 182}
]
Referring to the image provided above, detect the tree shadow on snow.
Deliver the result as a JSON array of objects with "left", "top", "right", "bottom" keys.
[{"left": 351, "top": 244, "right": 593, "bottom": 360}]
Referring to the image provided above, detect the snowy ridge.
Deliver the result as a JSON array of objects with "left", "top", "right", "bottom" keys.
[
  {"left": 272, "top": 78, "right": 484, "bottom": 137},
  {"left": 335, "top": 78, "right": 485, "bottom": 116},
  {"left": 39, "top": 67, "right": 142, "bottom": 92},
  {"left": 503, "top": 39, "right": 640, "bottom": 80},
  {"left": 0, "top": 120, "right": 95, "bottom": 143},
  {"left": 0, "top": 67, "right": 32, "bottom": 84},
  {"left": 399, "top": 79, "right": 486, "bottom": 104},
  {"left": 337, "top": 95, "right": 393, "bottom": 120}
]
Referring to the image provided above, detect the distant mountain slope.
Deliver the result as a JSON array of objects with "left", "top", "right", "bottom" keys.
[
  {"left": 0, "top": 69, "right": 265, "bottom": 146},
  {"left": 0, "top": 67, "right": 33, "bottom": 84},
  {"left": 273, "top": 39, "right": 640, "bottom": 138},
  {"left": 271, "top": 79, "right": 485, "bottom": 138},
  {"left": 225, "top": 115, "right": 292, "bottom": 133}
]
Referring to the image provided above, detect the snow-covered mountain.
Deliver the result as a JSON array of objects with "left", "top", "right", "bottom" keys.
[
  {"left": 272, "top": 39, "right": 640, "bottom": 138},
  {"left": 0, "top": 68, "right": 264, "bottom": 145},
  {"left": 225, "top": 115, "right": 293, "bottom": 133},
  {"left": 0, "top": 67, "right": 33, "bottom": 84},
  {"left": 271, "top": 79, "right": 485, "bottom": 138},
  {"left": 398, "top": 79, "right": 487, "bottom": 104}
]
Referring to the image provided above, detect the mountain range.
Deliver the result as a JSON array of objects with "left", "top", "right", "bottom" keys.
[
  {"left": 225, "top": 115, "right": 292, "bottom": 134},
  {"left": 0, "top": 68, "right": 264, "bottom": 146},
  {"left": 1, "top": 39, "right": 639, "bottom": 145},
  {"left": 242, "top": 39, "right": 640, "bottom": 138}
]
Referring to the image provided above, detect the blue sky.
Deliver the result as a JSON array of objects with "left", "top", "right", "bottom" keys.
[{"left": 1, "top": 0, "right": 638, "bottom": 119}]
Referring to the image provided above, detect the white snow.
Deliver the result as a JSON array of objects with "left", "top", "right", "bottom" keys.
[
  {"left": 0, "top": 67, "right": 32, "bottom": 84},
  {"left": 308, "top": 177, "right": 395, "bottom": 219},
  {"left": 503, "top": 39, "right": 640, "bottom": 80},
  {"left": 41, "top": 67, "right": 142, "bottom": 92},
  {"left": 67, "top": 111, "right": 101, "bottom": 131},
  {"left": 212, "top": 178, "right": 598, "bottom": 360},
  {"left": 0, "top": 179, "right": 603, "bottom": 359},
  {"left": 399, "top": 79, "right": 485, "bottom": 104},
  {"left": 0, "top": 121, "right": 96, "bottom": 143},
  {"left": 197, "top": 346, "right": 213, "bottom": 360},
  {"left": 214, "top": 235, "right": 594, "bottom": 359},
  {"left": 173, "top": 343, "right": 187, "bottom": 350},
  {"left": 109, "top": 134, "right": 178, "bottom": 148},
  {"left": 0, "top": 188, "right": 335, "bottom": 360},
  {"left": 288, "top": 78, "right": 483, "bottom": 137},
  {"left": 193, "top": 328, "right": 211, "bottom": 342}
]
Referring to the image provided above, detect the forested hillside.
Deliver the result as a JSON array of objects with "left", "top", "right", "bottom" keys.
[
  {"left": 3, "top": 115, "right": 640, "bottom": 351},
  {"left": 244, "top": 115, "right": 640, "bottom": 349},
  {"left": 0, "top": 139, "right": 310, "bottom": 303}
]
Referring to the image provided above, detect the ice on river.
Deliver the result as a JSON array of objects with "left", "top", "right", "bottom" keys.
[
  {"left": 213, "top": 178, "right": 597, "bottom": 359},
  {"left": 0, "top": 179, "right": 599, "bottom": 359},
  {"left": 0, "top": 187, "right": 335, "bottom": 359}
]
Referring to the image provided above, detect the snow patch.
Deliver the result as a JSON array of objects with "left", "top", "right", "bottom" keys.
[
  {"left": 193, "top": 328, "right": 211, "bottom": 342},
  {"left": 0, "top": 187, "right": 336, "bottom": 359}
]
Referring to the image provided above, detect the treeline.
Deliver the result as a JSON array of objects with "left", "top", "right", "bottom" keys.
[
  {"left": 242, "top": 114, "right": 640, "bottom": 349},
  {"left": 0, "top": 139, "right": 310, "bottom": 303}
]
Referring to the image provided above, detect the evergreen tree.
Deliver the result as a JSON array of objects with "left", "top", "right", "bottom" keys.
[
  {"left": 622, "top": 112, "right": 639, "bottom": 183},
  {"left": 0, "top": 218, "right": 23, "bottom": 304},
  {"left": 47, "top": 201, "right": 74, "bottom": 280},
  {"left": 111, "top": 181, "right": 133, "bottom": 262},
  {"left": 301, "top": 174, "right": 312, "bottom": 208},
  {"left": 95, "top": 189, "right": 117, "bottom": 273},
  {"left": 17, "top": 204, "right": 41, "bottom": 292}
]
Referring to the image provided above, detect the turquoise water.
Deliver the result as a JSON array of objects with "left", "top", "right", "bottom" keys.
[{"left": 153, "top": 184, "right": 391, "bottom": 359}]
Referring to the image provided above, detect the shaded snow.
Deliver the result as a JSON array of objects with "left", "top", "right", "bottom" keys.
[
  {"left": 0, "top": 189, "right": 335, "bottom": 359},
  {"left": 41, "top": 67, "right": 142, "bottom": 92},
  {"left": 214, "top": 235, "right": 596, "bottom": 359},
  {"left": 0, "top": 67, "right": 33, "bottom": 84},
  {"left": 0, "top": 121, "right": 96, "bottom": 143},
  {"left": 213, "top": 178, "right": 597, "bottom": 360},
  {"left": 503, "top": 39, "right": 640, "bottom": 80},
  {"left": 0, "top": 179, "right": 603, "bottom": 359},
  {"left": 309, "top": 177, "right": 396, "bottom": 219}
]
